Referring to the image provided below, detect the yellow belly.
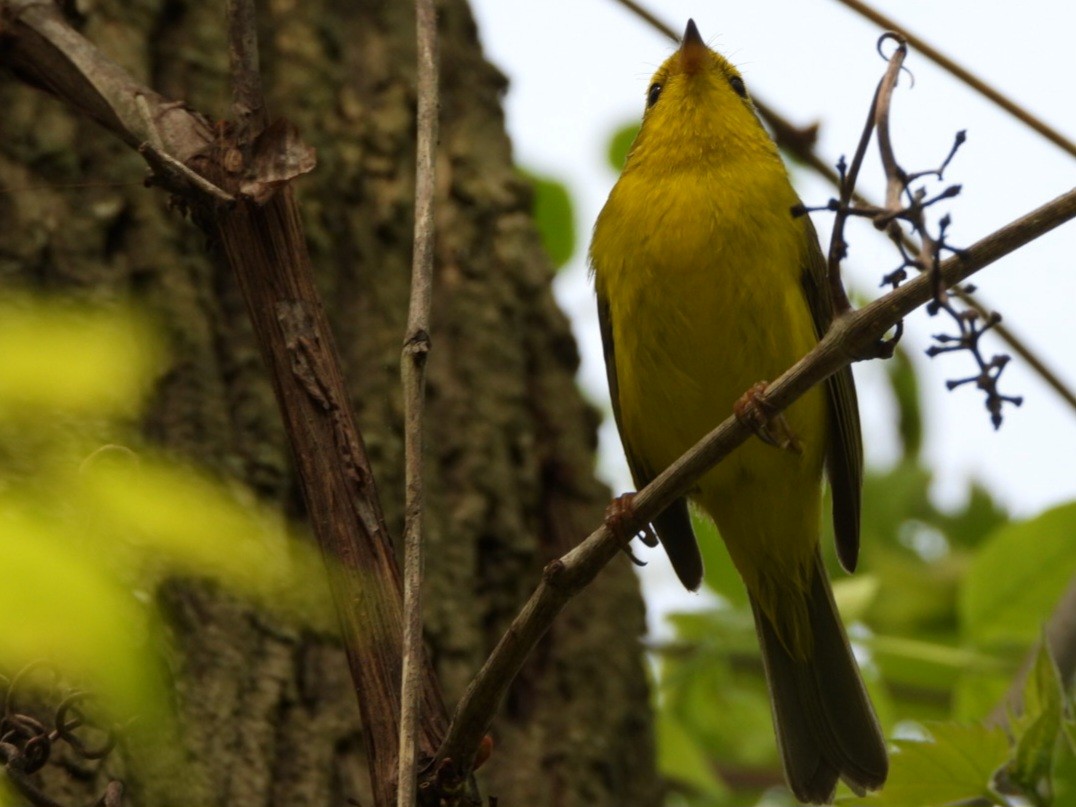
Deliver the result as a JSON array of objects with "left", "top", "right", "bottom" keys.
[{"left": 594, "top": 166, "right": 827, "bottom": 624}]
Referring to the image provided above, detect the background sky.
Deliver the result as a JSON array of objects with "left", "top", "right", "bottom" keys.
[{"left": 468, "top": 0, "right": 1076, "bottom": 617}]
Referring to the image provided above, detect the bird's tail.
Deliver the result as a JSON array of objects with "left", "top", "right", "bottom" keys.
[{"left": 749, "top": 552, "right": 888, "bottom": 804}]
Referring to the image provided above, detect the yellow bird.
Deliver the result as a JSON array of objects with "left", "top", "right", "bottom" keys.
[{"left": 590, "top": 20, "right": 887, "bottom": 803}]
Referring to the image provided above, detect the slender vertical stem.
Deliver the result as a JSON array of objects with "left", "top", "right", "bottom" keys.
[
  {"left": 225, "top": 0, "right": 267, "bottom": 139},
  {"left": 824, "top": 37, "right": 906, "bottom": 313},
  {"left": 398, "top": 0, "right": 439, "bottom": 804}
]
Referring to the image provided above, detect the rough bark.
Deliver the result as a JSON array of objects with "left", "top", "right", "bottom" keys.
[{"left": 0, "top": 1, "right": 661, "bottom": 805}]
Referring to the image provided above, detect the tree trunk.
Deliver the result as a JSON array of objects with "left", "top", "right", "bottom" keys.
[{"left": 0, "top": 1, "right": 661, "bottom": 804}]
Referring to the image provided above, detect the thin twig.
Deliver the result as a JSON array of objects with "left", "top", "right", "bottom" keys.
[
  {"left": 610, "top": 0, "right": 676, "bottom": 38},
  {"left": 398, "top": 0, "right": 439, "bottom": 805},
  {"left": 608, "top": 0, "right": 1076, "bottom": 419},
  {"left": 429, "top": 187, "right": 1076, "bottom": 786},
  {"left": 225, "top": 0, "right": 267, "bottom": 141},
  {"left": 831, "top": 0, "right": 1076, "bottom": 159},
  {"left": 138, "top": 143, "right": 235, "bottom": 203},
  {"left": 825, "top": 34, "right": 908, "bottom": 315}
]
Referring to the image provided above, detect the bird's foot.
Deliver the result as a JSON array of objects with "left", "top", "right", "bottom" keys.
[
  {"left": 604, "top": 492, "right": 658, "bottom": 566},
  {"left": 734, "top": 381, "right": 803, "bottom": 454}
]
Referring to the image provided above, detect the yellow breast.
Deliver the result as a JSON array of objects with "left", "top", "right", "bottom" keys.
[{"left": 592, "top": 157, "right": 827, "bottom": 602}]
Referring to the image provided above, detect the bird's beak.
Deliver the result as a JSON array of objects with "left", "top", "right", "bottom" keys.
[{"left": 680, "top": 19, "right": 707, "bottom": 76}]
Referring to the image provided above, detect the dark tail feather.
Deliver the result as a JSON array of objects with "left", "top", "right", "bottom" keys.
[
  {"left": 750, "top": 553, "right": 887, "bottom": 804},
  {"left": 654, "top": 497, "right": 703, "bottom": 591}
]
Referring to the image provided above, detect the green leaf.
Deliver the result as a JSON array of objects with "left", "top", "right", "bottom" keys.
[
  {"left": 935, "top": 482, "right": 1009, "bottom": 550},
  {"left": 860, "top": 461, "right": 937, "bottom": 554},
  {"left": 1052, "top": 721, "right": 1076, "bottom": 804},
  {"left": 961, "top": 502, "right": 1076, "bottom": 646},
  {"left": 952, "top": 669, "right": 1011, "bottom": 722},
  {"left": 657, "top": 709, "right": 729, "bottom": 799},
  {"left": 521, "top": 170, "right": 575, "bottom": 268},
  {"left": 885, "top": 347, "right": 923, "bottom": 460},
  {"left": 606, "top": 123, "right": 640, "bottom": 172},
  {"left": 660, "top": 608, "right": 775, "bottom": 768},
  {"left": 867, "top": 634, "right": 1001, "bottom": 692},
  {"left": 1021, "top": 640, "right": 1065, "bottom": 728},
  {"left": 1008, "top": 641, "right": 1065, "bottom": 802},
  {"left": 845, "top": 722, "right": 1010, "bottom": 806}
]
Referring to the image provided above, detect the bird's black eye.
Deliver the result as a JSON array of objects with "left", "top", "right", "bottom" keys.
[
  {"left": 729, "top": 75, "right": 747, "bottom": 98},
  {"left": 647, "top": 82, "right": 663, "bottom": 108}
]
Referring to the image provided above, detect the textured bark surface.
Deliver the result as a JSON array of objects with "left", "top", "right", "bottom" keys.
[{"left": 0, "top": 1, "right": 660, "bottom": 804}]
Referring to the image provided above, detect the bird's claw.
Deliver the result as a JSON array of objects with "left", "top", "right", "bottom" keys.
[
  {"left": 605, "top": 493, "right": 659, "bottom": 563},
  {"left": 734, "top": 381, "right": 803, "bottom": 454}
]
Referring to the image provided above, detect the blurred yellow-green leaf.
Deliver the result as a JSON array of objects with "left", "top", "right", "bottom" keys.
[
  {"left": 658, "top": 709, "right": 729, "bottom": 801},
  {"left": 866, "top": 634, "right": 1001, "bottom": 723},
  {"left": 1052, "top": 722, "right": 1076, "bottom": 805},
  {"left": 961, "top": 503, "right": 1076, "bottom": 647},
  {"left": 0, "top": 508, "right": 166, "bottom": 724},
  {"left": 0, "top": 294, "right": 330, "bottom": 798},
  {"left": 952, "top": 668, "right": 1012, "bottom": 722},
  {"left": 71, "top": 451, "right": 332, "bottom": 627},
  {"left": 660, "top": 610, "right": 775, "bottom": 771},
  {"left": 0, "top": 298, "right": 161, "bottom": 419},
  {"left": 832, "top": 573, "right": 880, "bottom": 623}
]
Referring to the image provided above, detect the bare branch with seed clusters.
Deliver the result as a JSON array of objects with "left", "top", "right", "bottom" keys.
[{"left": 796, "top": 34, "right": 1020, "bottom": 428}]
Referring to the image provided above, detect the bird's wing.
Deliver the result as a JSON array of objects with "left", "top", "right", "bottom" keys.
[
  {"left": 800, "top": 215, "right": 864, "bottom": 572},
  {"left": 596, "top": 289, "right": 703, "bottom": 590}
]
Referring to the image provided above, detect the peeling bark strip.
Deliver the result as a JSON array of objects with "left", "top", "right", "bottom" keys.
[
  {"left": 0, "top": 3, "right": 446, "bottom": 805},
  {"left": 194, "top": 111, "right": 449, "bottom": 807},
  {"left": 277, "top": 300, "right": 379, "bottom": 523}
]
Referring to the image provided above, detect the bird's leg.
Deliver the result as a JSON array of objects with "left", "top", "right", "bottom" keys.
[
  {"left": 604, "top": 492, "right": 658, "bottom": 566},
  {"left": 734, "top": 381, "right": 803, "bottom": 454}
]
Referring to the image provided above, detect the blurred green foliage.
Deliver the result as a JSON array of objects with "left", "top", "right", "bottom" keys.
[
  {"left": 0, "top": 294, "right": 330, "bottom": 798},
  {"left": 521, "top": 169, "right": 576, "bottom": 269},
  {"left": 607, "top": 123, "right": 641, "bottom": 172}
]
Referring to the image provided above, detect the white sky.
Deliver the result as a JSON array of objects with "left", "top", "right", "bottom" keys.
[{"left": 469, "top": 1, "right": 1076, "bottom": 614}]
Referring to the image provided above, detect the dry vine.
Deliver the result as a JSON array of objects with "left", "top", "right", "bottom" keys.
[
  {"left": 1, "top": 664, "right": 122, "bottom": 807},
  {"left": 797, "top": 34, "right": 1021, "bottom": 427}
]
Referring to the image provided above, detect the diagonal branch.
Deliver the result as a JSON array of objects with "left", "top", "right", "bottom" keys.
[{"left": 429, "top": 186, "right": 1076, "bottom": 786}]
